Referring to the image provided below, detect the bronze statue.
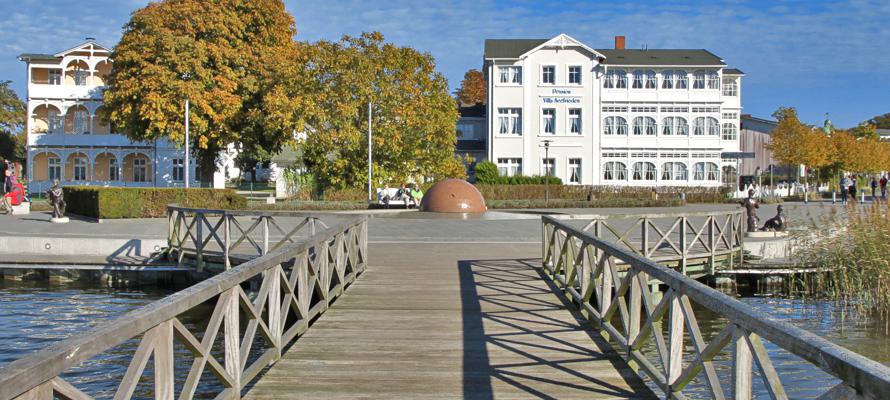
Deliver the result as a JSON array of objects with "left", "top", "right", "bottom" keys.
[
  {"left": 760, "top": 205, "right": 786, "bottom": 232},
  {"left": 739, "top": 189, "right": 759, "bottom": 232},
  {"left": 47, "top": 179, "right": 66, "bottom": 219}
]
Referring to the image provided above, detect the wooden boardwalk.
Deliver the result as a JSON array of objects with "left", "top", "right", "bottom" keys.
[{"left": 245, "top": 243, "right": 652, "bottom": 399}]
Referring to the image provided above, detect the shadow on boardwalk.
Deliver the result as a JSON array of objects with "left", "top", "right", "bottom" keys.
[
  {"left": 245, "top": 243, "right": 651, "bottom": 399},
  {"left": 459, "top": 258, "right": 651, "bottom": 399}
]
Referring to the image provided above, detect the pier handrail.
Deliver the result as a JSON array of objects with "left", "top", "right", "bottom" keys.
[
  {"left": 0, "top": 214, "right": 368, "bottom": 400},
  {"left": 166, "top": 204, "right": 335, "bottom": 270},
  {"left": 542, "top": 214, "right": 890, "bottom": 399},
  {"left": 544, "top": 209, "right": 745, "bottom": 275}
]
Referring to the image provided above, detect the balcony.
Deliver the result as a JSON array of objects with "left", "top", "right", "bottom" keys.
[
  {"left": 29, "top": 83, "right": 103, "bottom": 100},
  {"left": 30, "top": 132, "right": 148, "bottom": 147}
]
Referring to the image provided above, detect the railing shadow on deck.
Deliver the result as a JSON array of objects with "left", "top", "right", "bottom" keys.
[
  {"left": 542, "top": 214, "right": 890, "bottom": 399},
  {"left": 458, "top": 258, "right": 652, "bottom": 399},
  {"left": 0, "top": 211, "right": 368, "bottom": 400}
]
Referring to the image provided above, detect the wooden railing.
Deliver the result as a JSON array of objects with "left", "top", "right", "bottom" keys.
[
  {"left": 542, "top": 215, "right": 890, "bottom": 399},
  {"left": 545, "top": 210, "right": 745, "bottom": 276},
  {"left": 167, "top": 205, "right": 332, "bottom": 270},
  {"left": 0, "top": 214, "right": 368, "bottom": 400}
]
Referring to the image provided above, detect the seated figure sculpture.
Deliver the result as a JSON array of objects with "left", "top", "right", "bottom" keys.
[{"left": 759, "top": 205, "right": 786, "bottom": 232}]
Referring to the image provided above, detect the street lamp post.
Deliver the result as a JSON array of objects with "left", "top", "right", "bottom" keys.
[
  {"left": 543, "top": 140, "right": 552, "bottom": 203},
  {"left": 367, "top": 102, "right": 372, "bottom": 203}
]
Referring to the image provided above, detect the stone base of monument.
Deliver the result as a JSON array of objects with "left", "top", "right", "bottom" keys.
[
  {"left": 745, "top": 231, "right": 789, "bottom": 238},
  {"left": 50, "top": 217, "right": 70, "bottom": 224}
]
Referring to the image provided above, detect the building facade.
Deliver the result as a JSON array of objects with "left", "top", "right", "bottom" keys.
[
  {"left": 484, "top": 34, "right": 743, "bottom": 187},
  {"left": 20, "top": 40, "right": 198, "bottom": 193}
]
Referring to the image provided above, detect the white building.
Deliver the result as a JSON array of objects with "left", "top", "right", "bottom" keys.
[
  {"left": 484, "top": 34, "right": 743, "bottom": 187},
  {"left": 20, "top": 39, "right": 199, "bottom": 193}
]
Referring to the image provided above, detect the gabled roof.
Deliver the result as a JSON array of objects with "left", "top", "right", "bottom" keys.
[
  {"left": 596, "top": 49, "right": 725, "bottom": 67},
  {"left": 484, "top": 39, "right": 548, "bottom": 59},
  {"left": 54, "top": 40, "right": 111, "bottom": 57}
]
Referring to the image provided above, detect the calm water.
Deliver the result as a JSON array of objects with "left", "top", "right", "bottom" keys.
[{"left": 1, "top": 282, "right": 889, "bottom": 398}]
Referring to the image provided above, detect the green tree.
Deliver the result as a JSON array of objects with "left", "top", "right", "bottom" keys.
[
  {"left": 103, "top": 0, "right": 300, "bottom": 183},
  {"left": 0, "top": 81, "right": 26, "bottom": 164},
  {"left": 455, "top": 69, "right": 486, "bottom": 106},
  {"left": 849, "top": 123, "right": 879, "bottom": 139},
  {"left": 281, "top": 32, "right": 465, "bottom": 188},
  {"left": 867, "top": 113, "right": 890, "bottom": 129}
]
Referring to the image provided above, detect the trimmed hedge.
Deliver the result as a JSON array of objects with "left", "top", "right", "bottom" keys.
[
  {"left": 488, "top": 198, "right": 683, "bottom": 209},
  {"left": 65, "top": 187, "right": 247, "bottom": 219},
  {"left": 475, "top": 184, "right": 730, "bottom": 203},
  {"left": 474, "top": 161, "right": 562, "bottom": 185}
]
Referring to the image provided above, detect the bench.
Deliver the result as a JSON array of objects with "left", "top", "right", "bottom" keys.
[{"left": 374, "top": 188, "right": 417, "bottom": 209}]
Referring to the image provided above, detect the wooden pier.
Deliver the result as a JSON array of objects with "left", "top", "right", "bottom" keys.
[{"left": 1, "top": 206, "right": 889, "bottom": 399}]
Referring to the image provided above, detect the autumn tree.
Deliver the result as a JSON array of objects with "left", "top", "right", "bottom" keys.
[
  {"left": 103, "top": 0, "right": 300, "bottom": 182},
  {"left": 768, "top": 107, "right": 834, "bottom": 192},
  {"left": 274, "top": 32, "right": 465, "bottom": 188},
  {"left": 0, "top": 81, "right": 26, "bottom": 164},
  {"left": 455, "top": 69, "right": 486, "bottom": 106},
  {"left": 867, "top": 112, "right": 890, "bottom": 129}
]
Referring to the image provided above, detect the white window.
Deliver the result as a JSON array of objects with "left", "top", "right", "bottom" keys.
[
  {"left": 48, "top": 69, "right": 61, "bottom": 85},
  {"left": 73, "top": 157, "right": 88, "bottom": 181},
  {"left": 603, "top": 162, "right": 627, "bottom": 181},
  {"left": 675, "top": 70, "right": 688, "bottom": 89},
  {"left": 693, "top": 70, "right": 706, "bottom": 89},
  {"left": 707, "top": 72, "right": 720, "bottom": 89},
  {"left": 722, "top": 123, "right": 738, "bottom": 140},
  {"left": 568, "top": 66, "right": 582, "bottom": 84},
  {"left": 722, "top": 80, "right": 738, "bottom": 96},
  {"left": 568, "top": 109, "right": 581, "bottom": 134},
  {"left": 632, "top": 162, "right": 656, "bottom": 181},
  {"left": 498, "top": 108, "right": 522, "bottom": 135},
  {"left": 632, "top": 70, "right": 645, "bottom": 89},
  {"left": 48, "top": 110, "right": 63, "bottom": 134},
  {"left": 133, "top": 158, "right": 148, "bottom": 182},
  {"left": 633, "top": 116, "right": 657, "bottom": 136},
  {"left": 568, "top": 158, "right": 581, "bottom": 184},
  {"left": 603, "top": 116, "right": 628, "bottom": 135},
  {"left": 542, "top": 66, "right": 555, "bottom": 84},
  {"left": 541, "top": 158, "right": 555, "bottom": 176},
  {"left": 661, "top": 162, "right": 688, "bottom": 181},
  {"left": 73, "top": 69, "right": 88, "bottom": 86},
  {"left": 73, "top": 110, "right": 89, "bottom": 134},
  {"left": 108, "top": 157, "right": 119, "bottom": 181},
  {"left": 604, "top": 70, "right": 627, "bottom": 89},
  {"left": 645, "top": 70, "right": 657, "bottom": 89},
  {"left": 48, "top": 157, "right": 61, "bottom": 181},
  {"left": 498, "top": 66, "right": 522, "bottom": 84},
  {"left": 693, "top": 162, "right": 719, "bottom": 181},
  {"left": 497, "top": 158, "right": 522, "bottom": 177},
  {"left": 722, "top": 112, "right": 738, "bottom": 120},
  {"left": 661, "top": 117, "right": 688, "bottom": 136},
  {"left": 693, "top": 117, "right": 720, "bottom": 136},
  {"left": 661, "top": 70, "right": 674, "bottom": 89},
  {"left": 172, "top": 158, "right": 184, "bottom": 181},
  {"left": 542, "top": 108, "right": 555, "bottom": 135}
]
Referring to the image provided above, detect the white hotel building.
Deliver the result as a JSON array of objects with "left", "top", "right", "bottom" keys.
[
  {"left": 19, "top": 40, "right": 198, "bottom": 193},
  {"left": 484, "top": 34, "right": 743, "bottom": 187}
]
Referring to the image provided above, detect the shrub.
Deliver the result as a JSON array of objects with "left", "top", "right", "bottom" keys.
[
  {"left": 474, "top": 161, "right": 500, "bottom": 184},
  {"left": 474, "top": 185, "right": 727, "bottom": 203},
  {"left": 473, "top": 161, "right": 561, "bottom": 185},
  {"left": 487, "top": 198, "right": 683, "bottom": 209},
  {"left": 65, "top": 187, "right": 246, "bottom": 219}
]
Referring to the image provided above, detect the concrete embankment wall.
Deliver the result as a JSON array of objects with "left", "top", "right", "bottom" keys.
[{"left": 0, "top": 236, "right": 167, "bottom": 259}]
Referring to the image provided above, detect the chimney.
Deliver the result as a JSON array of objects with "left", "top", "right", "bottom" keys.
[
  {"left": 614, "top": 36, "right": 626, "bottom": 50},
  {"left": 85, "top": 36, "right": 96, "bottom": 41}
]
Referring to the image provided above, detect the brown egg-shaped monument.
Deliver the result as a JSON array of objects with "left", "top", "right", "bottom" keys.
[{"left": 420, "top": 179, "right": 487, "bottom": 213}]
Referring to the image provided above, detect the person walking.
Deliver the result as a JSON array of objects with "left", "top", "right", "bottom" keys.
[
  {"left": 878, "top": 175, "right": 887, "bottom": 200},
  {"left": 841, "top": 175, "right": 851, "bottom": 204},
  {"left": 871, "top": 176, "right": 878, "bottom": 201},
  {"left": 849, "top": 177, "right": 858, "bottom": 203}
]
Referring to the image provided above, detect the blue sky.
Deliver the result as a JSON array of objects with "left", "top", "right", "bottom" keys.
[{"left": 1, "top": 0, "right": 888, "bottom": 128}]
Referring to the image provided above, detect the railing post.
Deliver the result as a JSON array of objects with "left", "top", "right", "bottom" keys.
[
  {"left": 679, "top": 217, "right": 687, "bottom": 275},
  {"left": 166, "top": 208, "right": 174, "bottom": 259},
  {"left": 154, "top": 320, "right": 174, "bottom": 400},
  {"left": 728, "top": 215, "right": 735, "bottom": 270},
  {"left": 224, "top": 214, "right": 231, "bottom": 270},
  {"left": 667, "top": 290, "right": 684, "bottom": 393},
  {"left": 262, "top": 216, "right": 269, "bottom": 256},
  {"left": 641, "top": 217, "right": 649, "bottom": 257},
  {"left": 224, "top": 289, "right": 242, "bottom": 398},
  {"left": 738, "top": 213, "right": 745, "bottom": 267},
  {"left": 195, "top": 213, "right": 204, "bottom": 273},
  {"left": 708, "top": 216, "right": 716, "bottom": 275},
  {"left": 733, "top": 325, "right": 753, "bottom": 400},
  {"left": 627, "top": 270, "right": 641, "bottom": 371},
  {"left": 268, "top": 267, "right": 282, "bottom": 357}
]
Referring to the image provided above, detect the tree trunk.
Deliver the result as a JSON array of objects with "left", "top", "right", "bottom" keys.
[{"left": 197, "top": 148, "right": 219, "bottom": 188}]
